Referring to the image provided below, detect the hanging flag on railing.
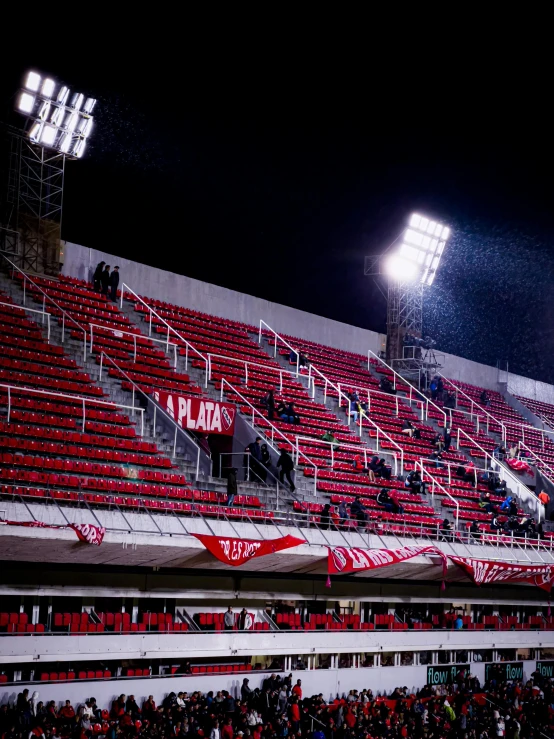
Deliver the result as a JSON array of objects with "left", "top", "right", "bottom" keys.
[
  {"left": 193, "top": 533, "right": 304, "bottom": 566},
  {"left": 0, "top": 519, "right": 105, "bottom": 546},
  {"left": 328, "top": 544, "right": 448, "bottom": 576},
  {"left": 154, "top": 392, "right": 237, "bottom": 435},
  {"left": 450, "top": 556, "right": 554, "bottom": 592}
]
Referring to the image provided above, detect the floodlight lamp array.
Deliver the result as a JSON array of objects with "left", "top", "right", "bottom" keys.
[
  {"left": 15, "top": 71, "right": 96, "bottom": 159},
  {"left": 385, "top": 213, "right": 450, "bottom": 286}
]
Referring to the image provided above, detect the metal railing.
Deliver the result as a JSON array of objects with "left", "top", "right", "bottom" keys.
[
  {"left": 293, "top": 435, "right": 396, "bottom": 475},
  {"left": 0, "top": 301, "right": 51, "bottom": 342},
  {"left": 98, "top": 350, "right": 211, "bottom": 479},
  {"left": 417, "top": 459, "right": 460, "bottom": 526},
  {"left": 519, "top": 441, "right": 554, "bottom": 483},
  {"left": 437, "top": 372, "right": 506, "bottom": 440},
  {"left": 1, "top": 254, "right": 88, "bottom": 362},
  {"left": 207, "top": 353, "right": 285, "bottom": 392},
  {"left": 0, "top": 381, "right": 143, "bottom": 434},
  {"left": 456, "top": 428, "right": 540, "bottom": 518},
  {"left": 258, "top": 320, "right": 300, "bottom": 376},
  {"left": 220, "top": 378, "right": 319, "bottom": 494},
  {"left": 367, "top": 350, "right": 448, "bottom": 427},
  {"left": 89, "top": 323, "right": 178, "bottom": 368},
  {"left": 218, "top": 451, "right": 282, "bottom": 504},
  {"left": 121, "top": 284, "right": 209, "bottom": 385},
  {"left": 258, "top": 323, "right": 404, "bottom": 474}
]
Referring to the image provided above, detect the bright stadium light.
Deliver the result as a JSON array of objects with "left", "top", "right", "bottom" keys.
[
  {"left": 24, "top": 71, "right": 41, "bottom": 92},
  {"left": 14, "top": 70, "right": 97, "bottom": 160},
  {"left": 385, "top": 212, "right": 451, "bottom": 285}
]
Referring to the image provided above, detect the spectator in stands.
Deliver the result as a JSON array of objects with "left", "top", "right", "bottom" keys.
[
  {"left": 500, "top": 496, "right": 518, "bottom": 516},
  {"left": 480, "top": 390, "right": 491, "bottom": 406},
  {"left": 453, "top": 615, "right": 463, "bottom": 630},
  {"left": 401, "top": 419, "right": 416, "bottom": 438},
  {"left": 337, "top": 499, "right": 349, "bottom": 526},
  {"left": 443, "top": 427, "right": 452, "bottom": 452},
  {"left": 248, "top": 438, "right": 266, "bottom": 483},
  {"left": 388, "top": 488, "right": 404, "bottom": 514},
  {"left": 348, "top": 397, "right": 359, "bottom": 424},
  {"left": 443, "top": 390, "right": 456, "bottom": 409},
  {"left": 92, "top": 260, "right": 105, "bottom": 291},
  {"left": 494, "top": 444, "right": 507, "bottom": 461},
  {"left": 226, "top": 468, "right": 237, "bottom": 506},
  {"left": 260, "top": 444, "right": 273, "bottom": 477},
  {"left": 319, "top": 503, "right": 331, "bottom": 530},
  {"left": 198, "top": 433, "right": 211, "bottom": 457},
  {"left": 58, "top": 700, "right": 76, "bottom": 727},
  {"left": 321, "top": 429, "right": 340, "bottom": 451},
  {"left": 241, "top": 678, "right": 252, "bottom": 701},
  {"left": 292, "top": 679, "right": 302, "bottom": 699},
  {"left": 222, "top": 717, "right": 234, "bottom": 739},
  {"left": 352, "top": 454, "right": 367, "bottom": 473},
  {"left": 224, "top": 607, "right": 235, "bottom": 630},
  {"left": 379, "top": 376, "right": 396, "bottom": 394},
  {"left": 142, "top": 696, "right": 156, "bottom": 721},
  {"left": 376, "top": 488, "right": 391, "bottom": 510},
  {"left": 374, "top": 457, "right": 391, "bottom": 480},
  {"left": 539, "top": 490, "right": 550, "bottom": 507},
  {"left": 277, "top": 448, "right": 295, "bottom": 492},
  {"left": 479, "top": 491, "right": 496, "bottom": 514},
  {"left": 262, "top": 389, "right": 275, "bottom": 420},
  {"left": 350, "top": 496, "right": 368, "bottom": 528},
  {"left": 470, "top": 520, "right": 481, "bottom": 541},
  {"left": 433, "top": 432, "right": 445, "bottom": 453},
  {"left": 490, "top": 513, "right": 501, "bottom": 531},
  {"left": 100, "top": 264, "right": 111, "bottom": 295},
  {"left": 109, "top": 266, "right": 120, "bottom": 301},
  {"left": 429, "top": 376, "right": 439, "bottom": 400},
  {"left": 299, "top": 353, "right": 309, "bottom": 372},
  {"left": 508, "top": 441, "right": 520, "bottom": 459},
  {"left": 439, "top": 518, "right": 454, "bottom": 542},
  {"left": 406, "top": 469, "right": 425, "bottom": 495},
  {"left": 125, "top": 696, "right": 140, "bottom": 721}
]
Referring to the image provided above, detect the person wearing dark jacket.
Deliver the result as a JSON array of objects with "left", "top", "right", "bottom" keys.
[
  {"left": 277, "top": 448, "right": 295, "bottom": 491},
  {"left": 350, "top": 496, "right": 368, "bottom": 527},
  {"left": 443, "top": 428, "right": 452, "bottom": 452},
  {"left": 109, "top": 265, "right": 119, "bottom": 301},
  {"left": 93, "top": 261, "right": 105, "bottom": 291},
  {"left": 263, "top": 389, "right": 276, "bottom": 420},
  {"left": 248, "top": 437, "right": 266, "bottom": 482},
  {"left": 227, "top": 468, "right": 238, "bottom": 505},
  {"left": 319, "top": 503, "right": 331, "bottom": 530},
  {"left": 100, "top": 264, "right": 110, "bottom": 295}
]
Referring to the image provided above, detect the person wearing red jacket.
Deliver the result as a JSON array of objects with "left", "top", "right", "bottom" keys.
[
  {"left": 290, "top": 699, "right": 300, "bottom": 732},
  {"left": 222, "top": 718, "right": 234, "bottom": 739}
]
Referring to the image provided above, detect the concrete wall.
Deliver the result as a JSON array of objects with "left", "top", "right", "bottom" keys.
[{"left": 62, "top": 242, "right": 554, "bottom": 404}]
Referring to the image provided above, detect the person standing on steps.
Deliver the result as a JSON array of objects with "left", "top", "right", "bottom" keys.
[
  {"left": 277, "top": 447, "right": 295, "bottom": 492},
  {"left": 93, "top": 261, "right": 105, "bottom": 291},
  {"left": 109, "top": 266, "right": 120, "bottom": 301},
  {"left": 100, "top": 264, "right": 111, "bottom": 295}
]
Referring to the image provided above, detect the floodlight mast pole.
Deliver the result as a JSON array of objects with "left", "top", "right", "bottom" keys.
[{"left": 386, "top": 281, "right": 423, "bottom": 364}]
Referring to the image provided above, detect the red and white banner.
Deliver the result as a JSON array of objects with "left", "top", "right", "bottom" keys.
[
  {"left": 328, "top": 544, "right": 447, "bottom": 575},
  {"left": 1, "top": 519, "right": 105, "bottom": 546},
  {"left": 68, "top": 523, "right": 106, "bottom": 546},
  {"left": 193, "top": 533, "right": 304, "bottom": 566},
  {"left": 154, "top": 392, "right": 236, "bottom": 436},
  {"left": 450, "top": 556, "right": 554, "bottom": 592}
]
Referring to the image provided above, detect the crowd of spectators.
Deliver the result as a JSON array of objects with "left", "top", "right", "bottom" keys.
[{"left": 2, "top": 670, "right": 554, "bottom": 739}]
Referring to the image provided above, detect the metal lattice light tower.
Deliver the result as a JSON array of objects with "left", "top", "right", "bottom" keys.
[
  {"left": 2, "top": 70, "right": 96, "bottom": 274},
  {"left": 365, "top": 213, "right": 451, "bottom": 367}
]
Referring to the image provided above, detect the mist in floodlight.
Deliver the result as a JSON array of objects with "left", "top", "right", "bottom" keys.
[
  {"left": 442, "top": 226, "right": 450, "bottom": 240},
  {"left": 384, "top": 254, "right": 419, "bottom": 282},
  {"left": 42, "top": 79, "right": 55, "bottom": 98},
  {"left": 18, "top": 92, "right": 35, "bottom": 114},
  {"left": 25, "top": 72, "right": 41, "bottom": 92}
]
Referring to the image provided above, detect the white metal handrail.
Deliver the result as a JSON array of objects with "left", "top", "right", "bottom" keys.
[
  {"left": 294, "top": 434, "right": 397, "bottom": 475},
  {"left": 121, "top": 284, "right": 209, "bottom": 385},
  {"left": 220, "top": 377, "right": 319, "bottom": 495},
  {"left": 0, "top": 381, "right": 144, "bottom": 435},
  {"left": 367, "top": 350, "right": 448, "bottom": 428},
  {"left": 98, "top": 350, "right": 210, "bottom": 479},
  {"left": 456, "top": 427, "right": 541, "bottom": 519},
  {"left": 438, "top": 372, "right": 507, "bottom": 441},
  {"left": 207, "top": 353, "right": 285, "bottom": 393},
  {"left": 2, "top": 254, "right": 88, "bottom": 362},
  {"left": 0, "top": 301, "right": 52, "bottom": 343},
  {"left": 89, "top": 323, "right": 178, "bottom": 368},
  {"left": 519, "top": 442, "right": 554, "bottom": 484},
  {"left": 258, "top": 320, "right": 300, "bottom": 376},
  {"left": 418, "top": 459, "right": 460, "bottom": 526}
]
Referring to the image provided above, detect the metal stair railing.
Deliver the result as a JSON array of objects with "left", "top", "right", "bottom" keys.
[
  {"left": 89, "top": 322, "right": 179, "bottom": 367},
  {"left": 1, "top": 253, "right": 87, "bottom": 361},
  {"left": 0, "top": 301, "right": 51, "bottom": 342},
  {"left": 367, "top": 350, "right": 448, "bottom": 428},
  {"left": 98, "top": 349, "right": 211, "bottom": 479},
  {"left": 121, "top": 284, "right": 209, "bottom": 385},
  {"left": 219, "top": 377, "right": 319, "bottom": 495},
  {"left": 437, "top": 371, "right": 507, "bottom": 440},
  {"left": 456, "top": 428, "right": 541, "bottom": 518},
  {"left": 259, "top": 322, "right": 404, "bottom": 474},
  {"left": 417, "top": 459, "right": 460, "bottom": 526}
]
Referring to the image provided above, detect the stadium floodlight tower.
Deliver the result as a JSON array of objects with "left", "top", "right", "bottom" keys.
[
  {"left": 365, "top": 213, "right": 451, "bottom": 369},
  {"left": 5, "top": 70, "right": 96, "bottom": 274}
]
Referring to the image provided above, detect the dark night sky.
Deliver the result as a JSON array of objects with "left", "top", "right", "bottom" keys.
[{"left": 2, "top": 30, "right": 554, "bottom": 384}]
